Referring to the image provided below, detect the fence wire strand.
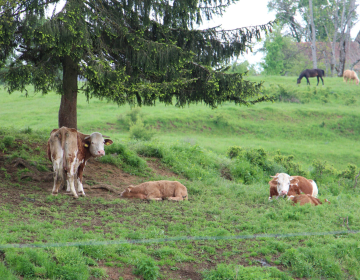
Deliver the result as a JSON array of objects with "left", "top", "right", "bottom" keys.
[{"left": 0, "top": 230, "right": 359, "bottom": 250}]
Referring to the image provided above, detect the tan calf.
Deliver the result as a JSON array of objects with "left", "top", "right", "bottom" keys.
[
  {"left": 120, "top": 180, "right": 188, "bottom": 201},
  {"left": 290, "top": 194, "right": 330, "bottom": 206}
]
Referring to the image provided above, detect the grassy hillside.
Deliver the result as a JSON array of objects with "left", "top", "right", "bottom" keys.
[
  {"left": 1, "top": 75, "right": 360, "bottom": 169},
  {"left": 1, "top": 76, "right": 360, "bottom": 279}
]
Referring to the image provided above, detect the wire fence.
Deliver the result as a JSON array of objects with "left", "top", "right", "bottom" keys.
[{"left": 0, "top": 229, "right": 359, "bottom": 250}]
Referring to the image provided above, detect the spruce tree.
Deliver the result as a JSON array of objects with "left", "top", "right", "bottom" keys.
[{"left": 0, "top": 0, "right": 274, "bottom": 129}]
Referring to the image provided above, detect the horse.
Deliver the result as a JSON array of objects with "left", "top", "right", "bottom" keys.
[
  {"left": 343, "top": 69, "right": 359, "bottom": 85},
  {"left": 297, "top": 69, "right": 325, "bottom": 86}
]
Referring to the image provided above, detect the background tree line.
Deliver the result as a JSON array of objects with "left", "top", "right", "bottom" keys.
[{"left": 233, "top": 0, "right": 359, "bottom": 77}]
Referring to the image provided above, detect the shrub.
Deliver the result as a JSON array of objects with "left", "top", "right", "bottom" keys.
[
  {"left": 135, "top": 142, "right": 164, "bottom": 158},
  {"left": 134, "top": 257, "right": 160, "bottom": 280},
  {"left": 129, "top": 118, "right": 156, "bottom": 141},
  {"left": 227, "top": 146, "right": 243, "bottom": 159},
  {"left": 3, "top": 136, "right": 15, "bottom": 147},
  {"left": 100, "top": 143, "right": 149, "bottom": 176}
]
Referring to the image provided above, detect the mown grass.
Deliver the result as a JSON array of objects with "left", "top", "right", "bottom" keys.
[{"left": 1, "top": 76, "right": 360, "bottom": 279}]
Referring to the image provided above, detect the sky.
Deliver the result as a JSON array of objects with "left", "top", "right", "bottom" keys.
[
  {"left": 201, "top": 0, "right": 276, "bottom": 66},
  {"left": 49, "top": 0, "right": 360, "bottom": 66}
]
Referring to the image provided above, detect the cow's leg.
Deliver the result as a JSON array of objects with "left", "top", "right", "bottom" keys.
[
  {"left": 66, "top": 155, "right": 79, "bottom": 198},
  {"left": 147, "top": 197, "right": 163, "bottom": 201},
  {"left": 76, "top": 162, "right": 86, "bottom": 197},
  {"left": 52, "top": 158, "right": 64, "bottom": 195},
  {"left": 168, "top": 196, "right": 183, "bottom": 201},
  {"left": 66, "top": 173, "right": 78, "bottom": 198}
]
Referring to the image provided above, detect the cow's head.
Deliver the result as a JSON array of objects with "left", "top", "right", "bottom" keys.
[
  {"left": 120, "top": 186, "right": 134, "bottom": 198},
  {"left": 83, "top": 132, "right": 113, "bottom": 157},
  {"left": 271, "top": 173, "right": 291, "bottom": 196}
]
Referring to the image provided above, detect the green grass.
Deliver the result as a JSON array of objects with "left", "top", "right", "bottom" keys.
[{"left": 1, "top": 75, "right": 360, "bottom": 279}]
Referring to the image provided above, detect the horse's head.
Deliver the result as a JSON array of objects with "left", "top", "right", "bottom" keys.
[{"left": 297, "top": 78, "right": 301, "bottom": 84}]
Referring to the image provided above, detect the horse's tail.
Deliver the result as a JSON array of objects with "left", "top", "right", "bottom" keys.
[
  {"left": 321, "top": 69, "right": 325, "bottom": 77},
  {"left": 354, "top": 71, "right": 359, "bottom": 84}
]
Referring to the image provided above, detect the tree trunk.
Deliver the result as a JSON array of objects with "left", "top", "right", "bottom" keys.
[
  {"left": 309, "top": 0, "right": 317, "bottom": 69},
  {"left": 58, "top": 55, "right": 78, "bottom": 129},
  {"left": 338, "top": 0, "right": 347, "bottom": 77}
]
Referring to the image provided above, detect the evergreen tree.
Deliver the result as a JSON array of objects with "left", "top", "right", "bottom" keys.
[{"left": 0, "top": 0, "right": 274, "bottom": 129}]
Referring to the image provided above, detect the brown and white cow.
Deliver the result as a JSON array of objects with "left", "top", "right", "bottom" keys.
[
  {"left": 120, "top": 180, "right": 188, "bottom": 201},
  {"left": 268, "top": 173, "right": 318, "bottom": 200},
  {"left": 289, "top": 194, "right": 329, "bottom": 206},
  {"left": 47, "top": 127, "right": 113, "bottom": 198}
]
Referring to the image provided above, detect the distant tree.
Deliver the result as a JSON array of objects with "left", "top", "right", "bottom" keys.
[
  {"left": 0, "top": 0, "right": 274, "bottom": 129},
  {"left": 268, "top": 0, "right": 358, "bottom": 77},
  {"left": 228, "top": 60, "right": 258, "bottom": 76},
  {"left": 260, "top": 26, "right": 302, "bottom": 75}
]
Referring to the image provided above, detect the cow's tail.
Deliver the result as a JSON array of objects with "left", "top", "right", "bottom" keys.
[
  {"left": 310, "top": 180, "right": 318, "bottom": 197},
  {"left": 60, "top": 128, "right": 68, "bottom": 171}
]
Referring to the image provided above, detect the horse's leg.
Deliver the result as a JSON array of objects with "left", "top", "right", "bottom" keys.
[
  {"left": 316, "top": 76, "right": 319, "bottom": 86},
  {"left": 306, "top": 77, "right": 310, "bottom": 85},
  {"left": 320, "top": 76, "right": 324, "bottom": 85}
]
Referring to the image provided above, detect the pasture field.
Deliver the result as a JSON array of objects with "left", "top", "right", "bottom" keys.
[{"left": 0, "top": 76, "right": 360, "bottom": 279}]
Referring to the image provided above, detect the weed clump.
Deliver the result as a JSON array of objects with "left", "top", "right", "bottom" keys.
[
  {"left": 2, "top": 136, "right": 15, "bottom": 147},
  {"left": 134, "top": 256, "right": 160, "bottom": 280}
]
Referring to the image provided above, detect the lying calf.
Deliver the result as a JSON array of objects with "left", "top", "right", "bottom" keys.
[
  {"left": 289, "top": 194, "right": 330, "bottom": 206},
  {"left": 120, "top": 180, "right": 188, "bottom": 201}
]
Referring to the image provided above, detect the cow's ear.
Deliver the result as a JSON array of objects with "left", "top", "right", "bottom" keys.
[
  {"left": 83, "top": 138, "right": 91, "bottom": 148},
  {"left": 270, "top": 175, "right": 278, "bottom": 178},
  {"left": 105, "top": 139, "right": 113, "bottom": 146},
  {"left": 128, "top": 186, "right": 133, "bottom": 192}
]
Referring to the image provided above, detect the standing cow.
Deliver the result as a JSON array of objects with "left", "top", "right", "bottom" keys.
[
  {"left": 268, "top": 173, "right": 318, "bottom": 200},
  {"left": 47, "top": 127, "right": 113, "bottom": 198}
]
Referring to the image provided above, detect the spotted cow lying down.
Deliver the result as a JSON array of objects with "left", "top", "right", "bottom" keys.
[
  {"left": 120, "top": 180, "right": 188, "bottom": 201},
  {"left": 269, "top": 173, "right": 318, "bottom": 200}
]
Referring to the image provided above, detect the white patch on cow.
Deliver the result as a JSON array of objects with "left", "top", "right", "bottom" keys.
[
  {"left": 310, "top": 180, "right": 318, "bottom": 197},
  {"left": 275, "top": 173, "right": 291, "bottom": 196},
  {"left": 77, "top": 177, "right": 85, "bottom": 196},
  {"left": 85, "top": 132, "right": 106, "bottom": 157}
]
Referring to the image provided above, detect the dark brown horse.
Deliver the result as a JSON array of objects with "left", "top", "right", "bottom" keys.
[{"left": 297, "top": 69, "right": 325, "bottom": 85}]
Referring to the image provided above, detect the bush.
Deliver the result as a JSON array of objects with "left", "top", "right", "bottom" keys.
[
  {"left": 227, "top": 146, "right": 243, "bottom": 159},
  {"left": 3, "top": 136, "right": 15, "bottom": 147},
  {"left": 129, "top": 118, "right": 156, "bottom": 141},
  {"left": 134, "top": 257, "right": 160, "bottom": 280},
  {"left": 100, "top": 143, "right": 149, "bottom": 176}
]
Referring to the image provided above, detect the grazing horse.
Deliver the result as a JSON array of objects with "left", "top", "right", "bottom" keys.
[
  {"left": 297, "top": 69, "right": 325, "bottom": 86},
  {"left": 343, "top": 69, "right": 359, "bottom": 85}
]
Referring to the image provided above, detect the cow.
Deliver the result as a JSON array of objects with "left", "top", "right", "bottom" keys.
[
  {"left": 120, "top": 180, "right": 188, "bottom": 201},
  {"left": 47, "top": 127, "right": 113, "bottom": 198},
  {"left": 268, "top": 173, "right": 318, "bottom": 200},
  {"left": 290, "top": 194, "right": 330, "bottom": 206}
]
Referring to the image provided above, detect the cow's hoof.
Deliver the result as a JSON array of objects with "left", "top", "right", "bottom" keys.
[
  {"left": 79, "top": 192, "right": 86, "bottom": 197},
  {"left": 51, "top": 193, "right": 58, "bottom": 196},
  {"left": 73, "top": 195, "right": 79, "bottom": 199}
]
